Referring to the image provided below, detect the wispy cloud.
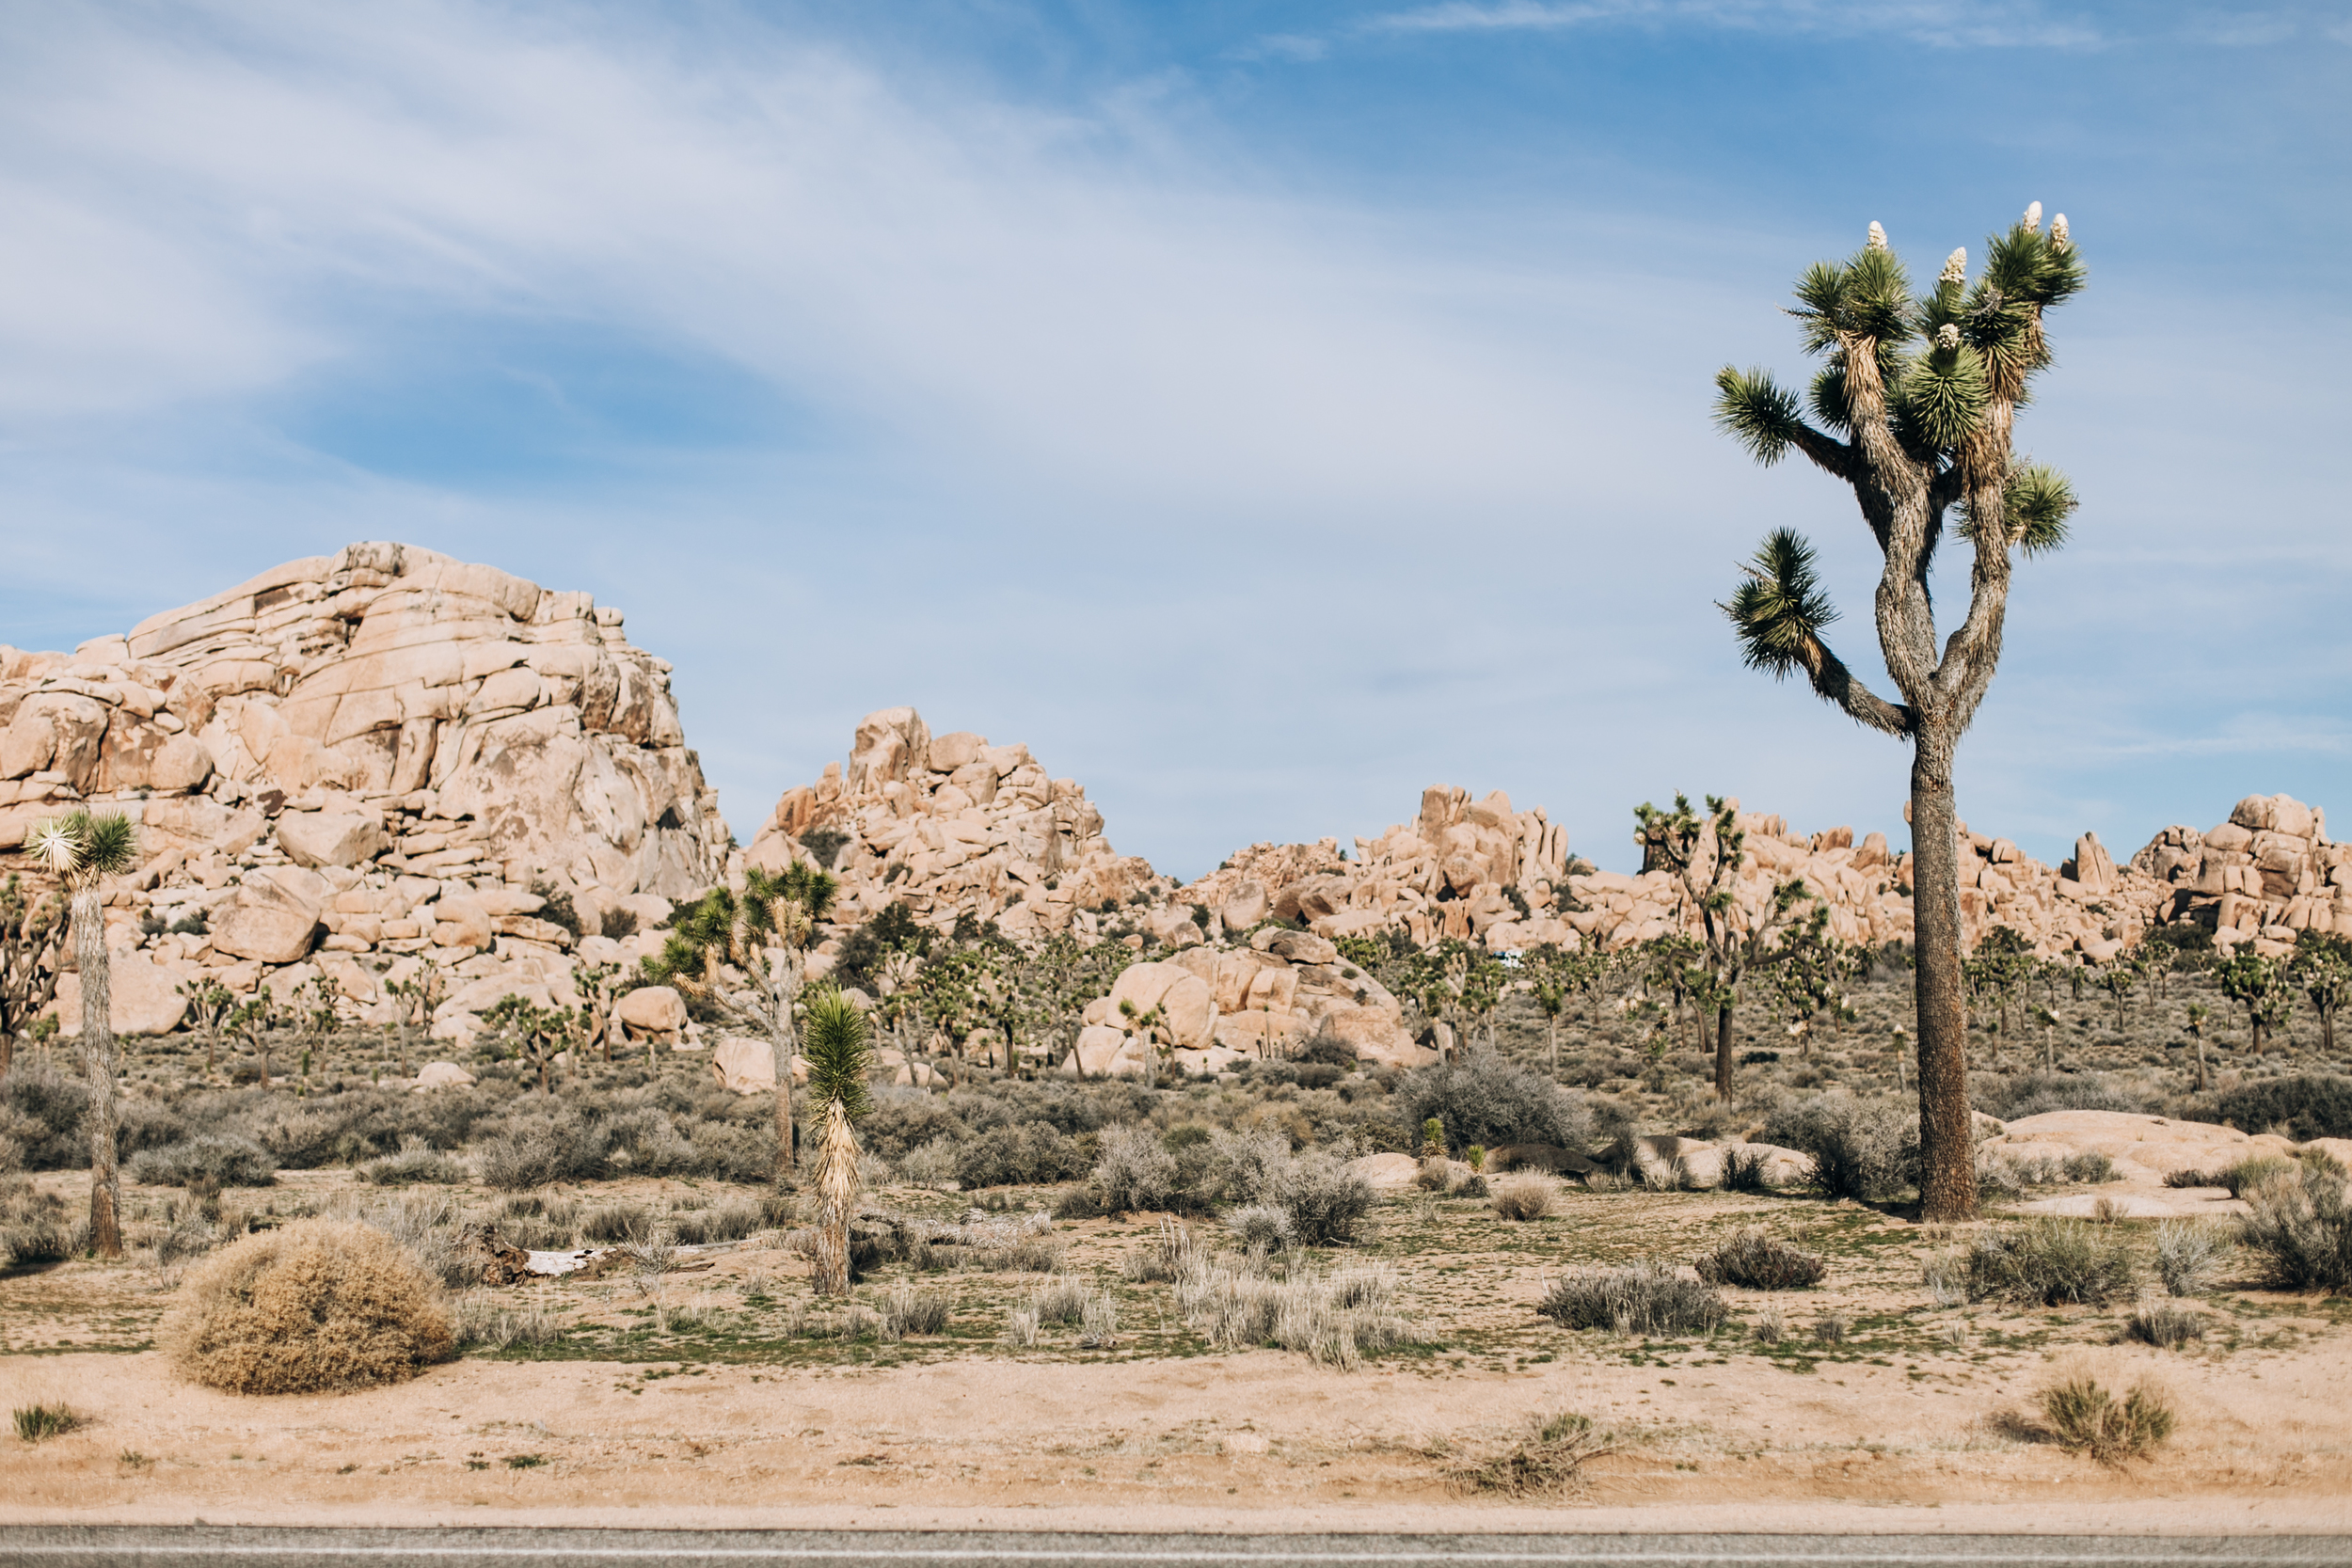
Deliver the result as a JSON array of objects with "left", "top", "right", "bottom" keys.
[{"left": 1363, "top": 0, "right": 2106, "bottom": 48}]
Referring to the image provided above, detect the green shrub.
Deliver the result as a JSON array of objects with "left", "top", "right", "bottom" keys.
[
  {"left": 1759, "top": 1093, "right": 1917, "bottom": 1202},
  {"left": 1537, "top": 1262, "right": 1726, "bottom": 1336},
  {"left": 13, "top": 1402, "right": 82, "bottom": 1442},
  {"left": 1694, "top": 1227, "right": 1825, "bottom": 1291},
  {"left": 1958, "top": 1217, "right": 2137, "bottom": 1307},
  {"left": 2191, "top": 1074, "right": 2352, "bottom": 1142},
  {"left": 358, "top": 1137, "right": 469, "bottom": 1186},
  {"left": 2153, "top": 1219, "right": 2227, "bottom": 1297},
  {"left": 1978, "top": 1071, "right": 2152, "bottom": 1121},
  {"left": 1401, "top": 1049, "right": 1591, "bottom": 1156},
  {"left": 1091, "top": 1126, "right": 1179, "bottom": 1214},
  {"left": 2237, "top": 1163, "right": 2352, "bottom": 1294},
  {"left": 1269, "top": 1152, "right": 1375, "bottom": 1246}
]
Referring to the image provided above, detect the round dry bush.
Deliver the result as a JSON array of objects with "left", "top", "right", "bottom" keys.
[{"left": 164, "top": 1219, "right": 453, "bottom": 1395}]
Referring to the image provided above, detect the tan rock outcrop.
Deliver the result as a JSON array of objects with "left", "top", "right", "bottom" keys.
[
  {"left": 746, "top": 706, "right": 1163, "bottom": 943},
  {"left": 6, "top": 542, "right": 723, "bottom": 1040}
]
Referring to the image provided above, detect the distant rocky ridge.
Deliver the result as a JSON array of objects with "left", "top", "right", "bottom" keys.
[{"left": 4, "top": 545, "right": 2344, "bottom": 1053}]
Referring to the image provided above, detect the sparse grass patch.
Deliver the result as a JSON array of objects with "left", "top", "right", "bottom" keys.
[
  {"left": 14, "top": 1402, "right": 82, "bottom": 1443},
  {"left": 882, "top": 1281, "right": 950, "bottom": 1338},
  {"left": 1488, "top": 1176, "right": 1555, "bottom": 1222},
  {"left": 1451, "top": 1412, "right": 1612, "bottom": 1497},
  {"left": 2124, "top": 1300, "right": 2206, "bottom": 1350}
]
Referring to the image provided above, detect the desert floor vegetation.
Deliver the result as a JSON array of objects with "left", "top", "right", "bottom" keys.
[{"left": 3, "top": 960, "right": 2352, "bottom": 1520}]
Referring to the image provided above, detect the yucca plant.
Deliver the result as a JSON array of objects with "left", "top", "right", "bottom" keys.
[
  {"left": 1713, "top": 206, "right": 2086, "bottom": 1220},
  {"left": 802, "top": 983, "right": 873, "bottom": 1297},
  {"left": 26, "top": 811, "right": 139, "bottom": 1258},
  {"left": 647, "top": 862, "right": 836, "bottom": 1177}
]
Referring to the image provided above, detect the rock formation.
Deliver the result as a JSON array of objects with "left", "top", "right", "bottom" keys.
[
  {"left": 2, "top": 543, "right": 725, "bottom": 1041},
  {"left": 2133, "top": 793, "right": 2348, "bottom": 957},
  {"left": 745, "top": 706, "right": 1164, "bottom": 949}
]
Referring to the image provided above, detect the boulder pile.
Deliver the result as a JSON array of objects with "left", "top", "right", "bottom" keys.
[
  {"left": 745, "top": 706, "right": 1164, "bottom": 949},
  {"left": 3, "top": 543, "right": 726, "bottom": 1044},
  {"left": 2134, "top": 793, "right": 2350, "bottom": 957}
]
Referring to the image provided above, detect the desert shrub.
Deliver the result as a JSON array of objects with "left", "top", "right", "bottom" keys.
[
  {"left": 1077, "top": 1289, "right": 1121, "bottom": 1349},
  {"left": 1451, "top": 1412, "right": 1612, "bottom": 1497},
  {"left": 2039, "top": 1371, "right": 2175, "bottom": 1465},
  {"left": 1092, "top": 1125, "right": 1180, "bottom": 1214},
  {"left": 355, "top": 1191, "right": 476, "bottom": 1290},
  {"left": 858, "top": 1090, "right": 970, "bottom": 1161},
  {"left": 128, "top": 1135, "right": 277, "bottom": 1192},
  {"left": 2153, "top": 1219, "right": 2227, "bottom": 1297},
  {"left": 1749, "top": 1307, "right": 1786, "bottom": 1344},
  {"left": 1720, "top": 1147, "right": 1774, "bottom": 1193},
  {"left": 1488, "top": 1176, "right": 1555, "bottom": 1222},
  {"left": 2237, "top": 1162, "right": 2352, "bottom": 1293},
  {"left": 1224, "top": 1204, "right": 1295, "bottom": 1253},
  {"left": 359, "top": 1137, "right": 469, "bottom": 1186},
  {"left": 1400, "top": 1048, "right": 1591, "bottom": 1156},
  {"left": 1196, "top": 1127, "right": 1293, "bottom": 1206},
  {"left": 2124, "top": 1301, "right": 2207, "bottom": 1349},
  {"left": 1269, "top": 1151, "right": 1375, "bottom": 1246},
  {"left": 955, "top": 1123, "right": 1088, "bottom": 1189},
  {"left": 451, "top": 1294, "right": 566, "bottom": 1351},
  {"left": 898, "top": 1139, "right": 961, "bottom": 1190},
  {"left": 0, "top": 1064, "right": 88, "bottom": 1170},
  {"left": 1031, "top": 1273, "right": 1089, "bottom": 1325},
  {"left": 1536, "top": 1263, "right": 1727, "bottom": 1336},
  {"left": 13, "top": 1402, "right": 82, "bottom": 1442},
  {"left": 1958, "top": 1217, "right": 2137, "bottom": 1307},
  {"left": 1693, "top": 1227, "right": 1825, "bottom": 1291},
  {"left": 1978, "top": 1071, "right": 2152, "bottom": 1121},
  {"left": 1810, "top": 1313, "right": 1847, "bottom": 1344},
  {"left": 678, "top": 1119, "right": 777, "bottom": 1184},
  {"left": 1003, "top": 1306, "right": 1041, "bottom": 1347},
  {"left": 1922, "top": 1247, "right": 1968, "bottom": 1307},
  {"left": 580, "top": 1202, "right": 655, "bottom": 1243},
  {"left": 164, "top": 1218, "right": 453, "bottom": 1393},
  {"left": 1, "top": 1177, "right": 72, "bottom": 1267},
  {"left": 1759, "top": 1093, "right": 1917, "bottom": 1202},
  {"left": 2190, "top": 1074, "right": 2352, "bottom": 1142},
  {"left": 473, "top": 1110, "right": 610, "bottom": 1191},
  {"left": 2063, "top": 1151, "right": 2116, "bottom": 1184},
  {"left": 1413, "top": 1155, "right": 1453, "bottom": 1192},
  {"left": 882, "top": 1281, "right": 950, "bottom": 1338}
]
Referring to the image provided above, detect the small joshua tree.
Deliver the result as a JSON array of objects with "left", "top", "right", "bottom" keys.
[
  {"left": 177, "top": 976, "right": 236, "bottom": 1074},
  {"left": 652, "top": 862, "right": 837, "bottom": 1177},
  {"left": 230, "top": 994, "right": 278, "bottom": 1086},
  {"left": 0, "top": 874, "right": 66, "bottom": 1077},
  {"left": 1712, "top": 205, "right": 2086, "bottom": 1220},
  {"left": 802, "top": 985, "right": 873, "bottom": 1297},
  {"left": 2290, "top": 933, "right": 2348, "bottom": 1055},
  {"left": 26, "top": 811, "right": 139, "bottom": 1258},
  {"left": 382, "top": 958, "right": 443, "bottom": 1079}
]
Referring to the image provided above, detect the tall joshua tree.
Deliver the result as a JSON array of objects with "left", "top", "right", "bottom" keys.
[
  {"left": 1713, "top": 205, "right": 2085, "bottom": 1221},
  {"left": 802, "top": 984, "right": 873, "bottom": 1297},
  {"left": 27, "top": 811, "right": 139, "bottom": 1258},
  {"left": 654, "top": 862, "right": 836, "bottom": 1179}
]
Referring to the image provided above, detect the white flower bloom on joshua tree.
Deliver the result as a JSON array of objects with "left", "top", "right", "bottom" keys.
[
  {"left": 1940, "top": 247, "right": 1967, "bottom": 284},
  {"left": 2023, "top": 200, "right": 2042, "bottom": 231},
  {"left": 1867, "top": 221, "right": 1888, "bottom": 250},
  {"left": 1935, "top": 324, "right": 1961, "bottom": 351},
  {"left": 2051, "top": 214, "right": 2071, "bottom": 250}
]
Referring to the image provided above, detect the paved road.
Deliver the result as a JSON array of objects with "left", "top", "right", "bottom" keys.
[{"left": 3, "top": 1530, "right": 2347, "bottom": 1568}]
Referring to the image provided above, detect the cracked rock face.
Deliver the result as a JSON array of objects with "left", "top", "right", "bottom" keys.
[{"left": 4, "top": 541, "right": 725, "bottom": 1043}]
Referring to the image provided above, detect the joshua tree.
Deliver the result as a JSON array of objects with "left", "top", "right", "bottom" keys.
[
  {"left": 2094, "top": 959, "right": 2137, "bottom": 1034},
  {"left": 652, "top": 863, "right": 836, "bottom": 1178},
  {"left": 484, "top": 993, "right": 576, "bottom": 1093},
  {"left": 176, "top": 976, "right": 236, "bottom": 1074},
  {"left": 231, "top": 994, "right": 278, "bottom": 1085},
  {"left": 802, "top": 984, "right": 873, "bottom": 1297},
  {"left": 1633, "top": 794, "right": 1814, "bottom": 1100},
  {"left": 2184, "top": 1003, "right": 2210, "bottom": 1090},
  {"left": 572, "top": 960, "right": 636, "bottom": 1063},
  {"left": 1712, "top": 205, "right": 2086, "bottom": 1220},
  {"left": 2217, "top": 953, "right": 2288, "bottom": 1052},
  {"left": 0, "top": 874, "right": 66, "bottom": 1077},
  {"left": 2290, "top": 932, "right": 2348, "bottom": 1055},
  {"left": 26, "top": 811, "right": 139, "bottom": 1259},
  {"left": 383, "top": 958, "right": 443, "bottom": 1079}
]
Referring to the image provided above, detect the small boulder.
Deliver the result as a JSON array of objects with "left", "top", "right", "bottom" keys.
[
  {"left": 614, "top": 984, "right": 688, "bottom": 1040},
  {"left": 413, "top": 1062, "right": 476, "bottom": 1091}
]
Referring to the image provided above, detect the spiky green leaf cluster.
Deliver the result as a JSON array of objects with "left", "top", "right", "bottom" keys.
[
  {"left": 1892, "top": 341, "right": 1989, "bottom": 450},
  {"left": 1723, "top": 529, "right": 1836, "bottom": 679},
  {"left": 801, "top": 984, "right": 873, "bottom": 1119},
  {"left": 2005, "top": 462, "right": 2077, "bottom": 555},
  {"left": 1790, "top": 246, "right": 1915, "bottom": 355},
  {"left": 26, "top": 811, "right": 137, "bottom": 888},
  {"left": 1712, "top": 366, "right": 1804, "bottom": 465}
]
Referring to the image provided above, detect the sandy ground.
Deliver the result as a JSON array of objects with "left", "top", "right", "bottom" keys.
[{"left": 5, "top": 1334, "right": 2351, "bottom": 1536}]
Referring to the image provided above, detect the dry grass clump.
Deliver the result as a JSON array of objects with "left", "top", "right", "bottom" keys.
[
  {"left": 163, "top": 1218, "right": 453, "bottom": 1394},
  {"left": 1536, "top": 1262, "right": 1727, "bottom": 1336},
  {"left": 1174, "top": 1254, "right": 1414, "bottom": 1370},
  {"left": 1451, "top": 1412, "right": 1613, "bottom": 1497},
  {"left": 1120, "top": 1216, "right": 1199, "bottom": 1283},
  {"left": 1488, "top": 1176, "right": 1556, "bottom": 1221},
  {"left": 2123, "top": 1300, "right": 2206, "bottom": 1350},
  {"left": 882, "top": 1281, "right": 950, "bottom": 1338},
  {"left": 2153, "top": 1219, "right": 2227, "bottom": 1297},
  {"left": 1, "top": 1177, "right": 72, "bottom": 1267},
  {"left": 2039, "top": 1370, "right": 2176, "bottom": 1465},
  {"left": 1693, "top": 1227, "right": 1825, "bottom": 1290}
]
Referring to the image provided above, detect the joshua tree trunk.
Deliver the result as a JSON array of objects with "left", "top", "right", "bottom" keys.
[
  {"left": 771, "top": 1012, "right": 799, "bottom": 1177},
  {"left": 810, "top": 1099, "right": 858, "bottom": 1296},
  {"left": 1907, "top": 736, "right": 1977, "bottom": 1223},
  {"left": 73, "top": 888, "right": 122, "bottom": 1259},
  {"left": 1712, "top": 1001, "right": 1736, "bottom": 1101}
]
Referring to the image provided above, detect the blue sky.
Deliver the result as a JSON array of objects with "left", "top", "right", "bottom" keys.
[{"left": 2, "top": 1, "right": 2345, "bottom": 879}]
